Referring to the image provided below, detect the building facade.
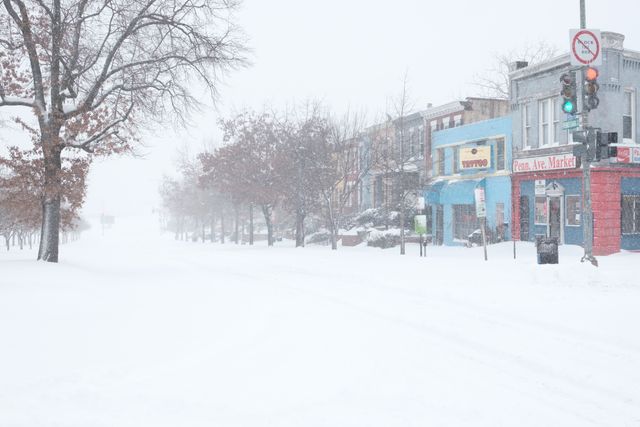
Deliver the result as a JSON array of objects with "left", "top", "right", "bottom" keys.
[
  {"left": 359, "top": 98, "right": 508, "bottom": 213},
  {"left": 426, "top": 116, "right": 513, "bottom": 246},
  {"left": 510, "top": 32, "right": 640, "bottom": 254}
]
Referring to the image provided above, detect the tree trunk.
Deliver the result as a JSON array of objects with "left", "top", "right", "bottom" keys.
[
  {"left": 295, "top": 209, "right": 306, "bottom": 247},
  {"left": 262, "top": 205, "right": 274, "bottom": 246},
  {"left": 210, "top": 214, "right": 215, "bottom": 243},
  {"left": 399, "top": 201, "right": 406, "bottom": 255},
  {"left": 220, "top": 210, "right": 225, "bottom": 244},
  {"left": 249, "top": 204, "right": 254, "bottom": 245},
  {"left": 37, "top": 143, "right": 62, "bottom": 262},
  {"left": 234, "top": 205, "right": 239, "bottom": 244}
]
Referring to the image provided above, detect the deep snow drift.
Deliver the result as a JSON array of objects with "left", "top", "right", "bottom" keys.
[{"left": 1, "top": 217, "right": 639, "bottom": 426}]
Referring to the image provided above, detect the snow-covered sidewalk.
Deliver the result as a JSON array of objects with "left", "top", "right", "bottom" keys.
[{"left": 1, "top": 217, "right": 639, "bottom": 426}]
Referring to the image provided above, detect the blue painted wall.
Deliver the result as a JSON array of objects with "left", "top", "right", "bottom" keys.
[
  {"left": 427, "top": 117, "right": 512, "bottom": 245},
  {"left": 519, "top": 177, "right": 583, "bottom": 245}
]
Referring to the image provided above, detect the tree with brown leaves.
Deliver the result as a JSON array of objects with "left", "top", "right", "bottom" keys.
[{"left": 0, "top": 0, "right": 246, "bottom": 261}]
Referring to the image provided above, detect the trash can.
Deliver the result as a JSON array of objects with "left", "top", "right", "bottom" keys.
[{"left": 536, "top": 236, "right": 559, "bottom": 264}]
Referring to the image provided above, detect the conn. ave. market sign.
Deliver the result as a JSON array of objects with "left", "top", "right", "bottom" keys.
[{"left": 513, "top": 154, "right": 577, "bottom": 173}]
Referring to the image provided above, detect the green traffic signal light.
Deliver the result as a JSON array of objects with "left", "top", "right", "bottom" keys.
[
  {"left": 560, "top": 71, "right": 578, "bottom": 115},
  {"left": 563, "top": 100, "right": 575, "bottom": 114}
]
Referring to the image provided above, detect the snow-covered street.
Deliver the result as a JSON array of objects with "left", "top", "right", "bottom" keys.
[{"left": 1, "top": 218, "right": 640, "bottom": 426}]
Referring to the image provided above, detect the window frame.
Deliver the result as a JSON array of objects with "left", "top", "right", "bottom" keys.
[
  {"left": 534, "top": 196, "right": 548, "bottom": 225},
  {"left": 565, "top": 195, "right": 581, "bottom": 227},
  {"left": 622, "top": 195, "right": 640, "bottom": 235},
  {"left": 495, "top": 138, "right": 505, "bottom": 171},
  {"left": 436, "top": 148, "right": 445, "bottom": 176},
  {"left": 522, "top": 104, "right": 531, "bottom": 149},
  {"left": 623, "top": 89, "right": 636, "bottom": 144},
  {"left": 538, "top": 97, "right": 559, "bottom": 148}
]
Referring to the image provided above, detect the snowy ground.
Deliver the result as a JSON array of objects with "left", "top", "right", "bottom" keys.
[{"left": 1, "top": 217, "right": 640, "bottom": 427}]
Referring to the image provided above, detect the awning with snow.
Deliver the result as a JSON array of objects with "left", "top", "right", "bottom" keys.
[{"left": 428, "top": 179, "right": 483, "bottom": 205}]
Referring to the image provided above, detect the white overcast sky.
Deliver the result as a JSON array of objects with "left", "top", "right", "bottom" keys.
[{"left": 4, "top": 0, "right": 639, "bottom": 217}]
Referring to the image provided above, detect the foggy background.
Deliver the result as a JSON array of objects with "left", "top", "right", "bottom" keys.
[{"left": 12, "top": 0, "right": 636, "bottom": 218}]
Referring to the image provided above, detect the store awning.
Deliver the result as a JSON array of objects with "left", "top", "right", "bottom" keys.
[{"left": 436, "top": 179, "right": 483, "bottom": 205}]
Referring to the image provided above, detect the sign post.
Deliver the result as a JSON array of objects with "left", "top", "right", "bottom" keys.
[
  {"left": 415, "top": 196, "right": 427, "bottom": 257},
  {"left": 570, "top": 3, "right": 599, "bottom": 267},
  {"left": 474, "top": 187, "right": 488, "bottom": 261}
]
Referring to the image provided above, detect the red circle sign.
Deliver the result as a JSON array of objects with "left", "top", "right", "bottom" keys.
[{"left": 572, "top": 30, "right": 600, "bottom": 65}]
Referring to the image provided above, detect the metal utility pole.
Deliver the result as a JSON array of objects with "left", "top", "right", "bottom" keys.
[{"left": 579, "top": 0, "right": 598, "bottom": 266}]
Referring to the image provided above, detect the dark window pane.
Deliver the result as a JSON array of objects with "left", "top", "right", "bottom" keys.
[
  {"left": 622, "top": 196, "right": 636, "bottom": 234},
  {"left": 623, "top": 116, "right": 633, "bottom": 139}
]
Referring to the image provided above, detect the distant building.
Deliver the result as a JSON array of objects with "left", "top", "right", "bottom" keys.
[
  {"left": 358, "top": 98, "right": 508, "bottom": 213},
  {"left": 510, "top": 31, "right": 640, "bottom": 254}
]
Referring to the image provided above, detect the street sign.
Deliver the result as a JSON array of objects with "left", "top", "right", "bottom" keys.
[
  {"left": 414, "top": 215, "right": 427, "bottom": 234},
  {"left": 474, "top": 188, "right": 486, "bottom": 218},
  {"left": 563, "top": 118, "right": 580, "bottom": 130},
  {"left": 570, "top": 29, "right": 602, "bottom": 66}
]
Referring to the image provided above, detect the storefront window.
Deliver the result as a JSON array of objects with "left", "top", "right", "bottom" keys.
[
  {"left": 566, "top": 195, "right": 581, "bottom": 226},
  {"left": 453, "top": 204, "right": 478, "bottom": 241},
  {"left": 622, "top": 195, "right": 640, "bottom": 234},
  {"left": 534, "top": 196, "right": 547, "bottom": 225}
]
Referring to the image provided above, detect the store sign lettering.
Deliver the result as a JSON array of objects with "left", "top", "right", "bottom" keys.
[
  {"left": 459, "top": 146, "right": 491, "bottom": 170},
  {"left": 513, "top": 154, "right": 577, "bottom": 172}
]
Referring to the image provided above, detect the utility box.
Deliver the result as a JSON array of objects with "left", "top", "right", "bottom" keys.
[{"left": 536, "top": 236, "right": 559, "bottom": 264}]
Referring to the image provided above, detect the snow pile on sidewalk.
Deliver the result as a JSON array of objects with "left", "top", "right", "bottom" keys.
[{"left": 1, "top": 216, "right": 639, "bottom": 427}]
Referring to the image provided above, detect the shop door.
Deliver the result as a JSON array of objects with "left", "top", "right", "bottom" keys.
[
  {"left": 436, "top": 205, "right": 444, "bottom": 245},
  {"left": 519, "top": 196, "right": 530, "bottom": 241},
  {"left": 548, "top": 196, "right": 562, "bottom": 241}
]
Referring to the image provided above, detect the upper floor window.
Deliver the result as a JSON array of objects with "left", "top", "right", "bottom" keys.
[
  {"left": 453, "top": 115, "right": 462, "bottom": 127},
  {"left": 538, "top": 98, "right": 559, "bottom": 147},
  {"left": 623, "top": 90, "right": 636, "bottom": 143},
  {"left": 495, "top": 138, "right": 505, "bottom": 171},
  {"left": 436, "top": 148, "right": 445, "bottom": 176},
  {"left": 453, "top": 148, "right": 459, "bottom": 174},
  {"left": 418, "top": 127, "right": 424, "bottom": 158},
  {"left": 522, "top": 104, "right": 531, "bottom": 149}
]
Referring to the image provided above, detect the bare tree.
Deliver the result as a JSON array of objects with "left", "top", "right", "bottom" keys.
[
  {"left": 0, "top": 0, "right": 246, "bottom": 262},
  {"left": 317, "top": 110, "right": 372, "bottom": 250},
  {"left": 474, "top": 41, "right": 558, "bottom": 99},
  {"left": 278, "top": 102, "right": 330, "bottom": 247}
]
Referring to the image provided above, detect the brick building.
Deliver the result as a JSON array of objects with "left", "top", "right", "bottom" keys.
[{"left": 509, "top": 31, "right": 640, "bottom": 255}]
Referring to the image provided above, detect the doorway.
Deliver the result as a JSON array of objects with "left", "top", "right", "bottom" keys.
[
  {"left": 548, "top": 196, "right": 562, "bottom": 241},
  {"left": 519, "top": 196, "right": 530, "bottom": 241},
  {"left": 545, "top": 182, "right": 565, "bottom": 243}
]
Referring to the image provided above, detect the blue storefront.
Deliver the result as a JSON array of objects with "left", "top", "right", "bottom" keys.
[{"left": 426, "top": 116, "right": 512, "bottom": 246}]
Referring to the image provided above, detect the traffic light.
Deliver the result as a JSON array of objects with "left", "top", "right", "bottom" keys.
[
  {"left": 597, "top": 131, "right": 618, "bottom": 160},
  {"left": 560, "top": 72, "right": 578, "bottom": 114},
  {"left": 584, "top": 67, "right": 600, "bottom": 111}
]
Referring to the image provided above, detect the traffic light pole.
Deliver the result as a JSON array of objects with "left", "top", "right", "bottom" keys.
[{"left": 579, "top": 0, "right": 598, "bottom": 266}]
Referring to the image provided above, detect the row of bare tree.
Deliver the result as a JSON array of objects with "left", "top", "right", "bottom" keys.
[
  {"left": 160, "top": 96, "right": 426, "bottom": 251},
  {"left": 159, "top": 106, "right": 372, "bottom": 250}
]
